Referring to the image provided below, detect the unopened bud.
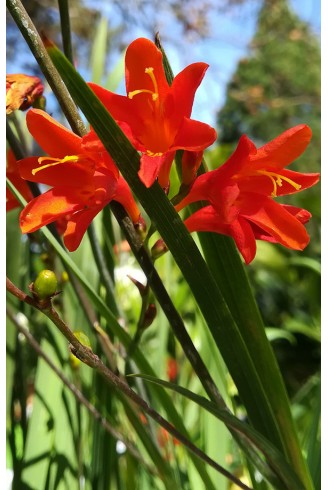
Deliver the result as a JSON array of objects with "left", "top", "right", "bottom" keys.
[
  {"left": 69, "top": 331, "right": 91, "bottom": 369},
  {"left": 151, "top": 239, "right": 168, "bottom": 260},
  {"left": 134, "top": 216, "right": 147, "bottom": 241},
  {"left": 143, "top": 303, "right": 157, "bottom": 329},
  {"left": 32, "top": 270, "right": 58, "bottom": 300},
  {"left": 127, "top": 275, "right": 147, "bottom": 296}
]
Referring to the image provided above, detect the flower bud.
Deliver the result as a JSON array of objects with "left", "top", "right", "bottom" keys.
[
  {"left": 151, "top": 239, "right": 168, "bottom": 260},
  {"left": 33, "top": 270, "right": 58, "bottom": 299},
  {"left": 69, "top": 331, "right": 91, "bottom": 369}
]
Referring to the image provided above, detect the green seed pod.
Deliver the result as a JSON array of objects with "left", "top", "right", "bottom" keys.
[
  {"left": 33, "top": 270, "right": 58, "bottom": 299},
  {"left": 70, "top": 331, "right": 91, "bottom": 369},
  {"left": 73, "top": 331, "right": 91, "bottom": 348}
]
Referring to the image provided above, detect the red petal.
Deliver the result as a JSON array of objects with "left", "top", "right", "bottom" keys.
[
  {"left": 19, "top": 156, "right": 95, "bottom": 187},
  {"left": 184, "top": 205, "right": 256, "bottom": 263},
  {"left": 281, "top": 204, "right": 311, "bottom": 223},
  {"left": 138, "top": 152, "right": 174, "bottom": 188},
  {"left": 237, "top": 169, "right": 320, "bottom": 196},
  {"left": 125, "top": 38, "right": 169, "bottom": 99},
  {"left": 229, "top": 217, "right": 257, "bottom": 264},
  {"left": 251, "top": 125, "right": 312, "bottom": 169},
  {"left": 113, "top": 177, "right": 141, "bottom": 223},
  {"left": 19, "top": 187, "right": 87, "bottom": 233},
  {"left": 64, "top": 208, "right": 100, "bottom": 251},
  {"left": 181, "top": 150, "right": 204, "bottom": 185},
  {"left": 171, "top": 117, "right": 217, "bottom": 152},
  {"left": 88, "top": 84, "right": 145, "bottom": 142},
  {"left": 241, "top": 194, "right": 310, "bottom": 250},
  {"left": 184, "top": 205, "right": 229, "bottom": 234},
  {"left": 26, "top": 109, "right": 82, "bottom": 157},
  {"left": 169, "top": 62, "right": 209, "bottom": 120},
  {"left": 217, "top": 134, "right": 256, "bottom": 180}
]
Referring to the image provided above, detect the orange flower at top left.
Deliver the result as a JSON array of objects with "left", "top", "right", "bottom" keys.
[
  {"left": 6, "top": 74, "right": 44, "bottom": 114},
  {"left": 19, "top": 109, "right": 141, "bottom": 251}
]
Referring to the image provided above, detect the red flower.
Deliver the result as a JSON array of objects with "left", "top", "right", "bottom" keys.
[
  {"left": 176, "top": 125, "right": 319, "bottom": 264},
  {"left": 6, "top": 149, "right": 34, "bottom": 212},
  {"left": 19, "top": 109, "right": 141, "bottom": 251},
  {"left": 88, "top": 37, "right": 217, "bottom": 188},
  {"left": 6, "top": 74, "right": 44, "bottom": 114}
]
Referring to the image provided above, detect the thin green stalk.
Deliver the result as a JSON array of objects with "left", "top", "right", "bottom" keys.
[{"left": 58, "top": 0, "right": 74, "bottom": 64}]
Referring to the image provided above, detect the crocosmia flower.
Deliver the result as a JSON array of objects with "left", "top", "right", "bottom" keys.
[
  {"left": 176, "top": 125, "right": 319, "bottom": 264},
  {"left": 6, "top": 74, "right": 44, "bottom": 114},
  {"left": 6, "top": 149, "right": 34, "bottom": 212},
  {"left": 19, "top": 109, "right": 141, "bottom": 251},
  {"left": 88, "top": 37, "right": 217, "bottom": 188}
]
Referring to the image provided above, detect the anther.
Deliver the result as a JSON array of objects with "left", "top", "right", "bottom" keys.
[
  {"left": 128, "top": 66, "right": 159, "bottom": 101},
  {"left": 258, "top": 170, "right": 302, "bottom": 197},
  {"left": 32, "top": 155, "right": 79, "bottom": 175}
]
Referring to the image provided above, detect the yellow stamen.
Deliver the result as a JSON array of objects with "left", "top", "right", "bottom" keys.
[
  {"left": 146, "top": 150, "right": 163, "bottom": 157},
  {"left": 257, "top": 170, "right": 302, "bottom": 197},
  {"left": 128, "top": 67, "right": 159, "bottom": 101},
  {"left": 32, "top": 155, "right": 80, "bottom": 175}
]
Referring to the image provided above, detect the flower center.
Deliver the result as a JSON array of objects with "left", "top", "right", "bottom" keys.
[
  {"left": 128, "top": 67, "right": 159, "bottom": 101},
  {"left": 32, "top": 155, "right": 81, "bottom": 175},
  {"left": 257, "top": 170, "right": 302, "bottom": 197}
]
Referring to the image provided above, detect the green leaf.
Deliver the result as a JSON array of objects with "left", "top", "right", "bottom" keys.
[{"left": 90, "top": 17, "right": 108, "bottom": 85}]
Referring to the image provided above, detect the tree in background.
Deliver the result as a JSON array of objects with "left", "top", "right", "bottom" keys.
[{"left": 217, "top": 0, "right": 320, "bottom": 167}]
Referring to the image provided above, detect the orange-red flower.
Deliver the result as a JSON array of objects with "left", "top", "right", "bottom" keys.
[
  {"left": 6, "top": 74, "right": 44, "bottom": 114},
  {"left": 19, "top": 109, "right": 141, "bottom": 251},
  {"left": 6, "top": 149, "right": 34, "bottom": 212},
  {"left": 176, "top": 125, "right": 319, "bottom": 264},
  {"left": 88, "top": 37, "right": 217, "bottom": 188}
]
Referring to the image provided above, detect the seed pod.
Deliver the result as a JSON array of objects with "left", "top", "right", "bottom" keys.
[{"left": 33, "top": 270, "right": 58, "bottom": 299}]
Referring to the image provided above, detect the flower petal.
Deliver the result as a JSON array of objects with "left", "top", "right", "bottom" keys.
[
  {"left": 19, "top": 156, "right": 95, "bottom": 187},
  {"left": 171, "top": 117, "right": 217, "bottom": 152},
  {"left": 241, "top": 194, "right": 310, "bottom": 250},
  {"left": 113, "top": 177, "right": 141, "bottom": 223},
  {"left": 88, "top": 83, "right": 144, "bottom": 133},
  {"left": 19, "top": 187, "right": 87, "bottom": 233},
  {"left": 125, "top": 38, "right": 169, "bottom": 99},
  {"left": 229, "top": 217, "right": 257, "bottom": 264},
  {"left": 169, "top": 62, "right": 209, "bottom": 120},
  {"left": 251, "top": 124, "right": 312, "bottom": 169},
  {"left": 64, "top": 208, "right": 100, "bottom": 251},
  {"left": 237, "top": 168, "right": 320, "bottom": 196},
  {"left": 184, "top": 205, "right": 256, "bottom": 263},
  {"left": 138, "top": 152, "right": 174, "bottom": 188},
  {"left": 26, "top": 109, "right": 82, "bottom": 157}
]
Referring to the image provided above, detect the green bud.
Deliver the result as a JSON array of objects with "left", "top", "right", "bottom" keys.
[
  {"left": 70, "top": 331, "right": 91, "bottom": 369},
  {"left": 73, "top": 331, "right": 91, "bottom": 348},
  {"left": 33, "top": 270, "right": 58, "bottom": 299}
]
